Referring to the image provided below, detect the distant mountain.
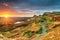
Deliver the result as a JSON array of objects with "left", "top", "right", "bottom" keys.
[{"left": 43, "top": 12, "right": 60, "bottom": 16}]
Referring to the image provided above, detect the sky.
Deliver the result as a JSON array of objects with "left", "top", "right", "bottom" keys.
[{"left": 0, "top": 0, "right": 60, "bottom": 16}]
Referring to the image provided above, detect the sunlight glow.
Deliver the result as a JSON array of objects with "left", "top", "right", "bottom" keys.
[
  {"left": 4, "top": 14, "right": 9, "bottom": 18},
  {"left": 0, "top": 11, "right": 13, "bottom": 17}
]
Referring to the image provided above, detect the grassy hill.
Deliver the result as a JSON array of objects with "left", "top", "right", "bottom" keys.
[{"left": 0, "top": 12, "right": 60, "bottom": 40}]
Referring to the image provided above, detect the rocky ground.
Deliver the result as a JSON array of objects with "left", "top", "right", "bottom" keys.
[{"left": 40, "top": 26, "right": 60, "bottom": 40}]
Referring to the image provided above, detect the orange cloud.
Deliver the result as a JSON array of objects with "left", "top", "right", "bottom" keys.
[
  {"left": 0, "top": 10, "right": 34, "bottom": 17},
  {"left": 2, "top": 3, "right": 9, "bottom": 7},
  {"left": 0, "top": 6, "right": 34, "bottom": 17}
]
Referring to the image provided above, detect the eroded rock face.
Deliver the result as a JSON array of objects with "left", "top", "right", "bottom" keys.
[{"left": 40, "top": 27, "right": 60, "bottom": 40}]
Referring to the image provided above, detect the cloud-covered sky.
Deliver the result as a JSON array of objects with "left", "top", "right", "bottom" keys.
[{"left": 0, "top": 0, "right": 60, "bottom": 15}]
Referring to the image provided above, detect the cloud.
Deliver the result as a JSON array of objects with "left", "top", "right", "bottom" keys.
[
  {"left": 0, "top": 0, "right": 60, "bottom": 15},
  {"left": 0, "top": 0, "right": 60, "bottom": 6}
]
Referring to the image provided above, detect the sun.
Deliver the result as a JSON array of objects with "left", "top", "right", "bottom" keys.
[
  {"left": 3, "top": 14, "right": 10, "bottom": 18},
  {"left": 0, "top": 10, "right": 12, "bottom": 17},
  {"left": 5, "top": 16, "right": 8, "bottom": 18}
]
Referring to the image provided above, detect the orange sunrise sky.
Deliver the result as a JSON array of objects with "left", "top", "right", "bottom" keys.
[{"left": 0, "top": 5, "right": 34, "bottom": 17}]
